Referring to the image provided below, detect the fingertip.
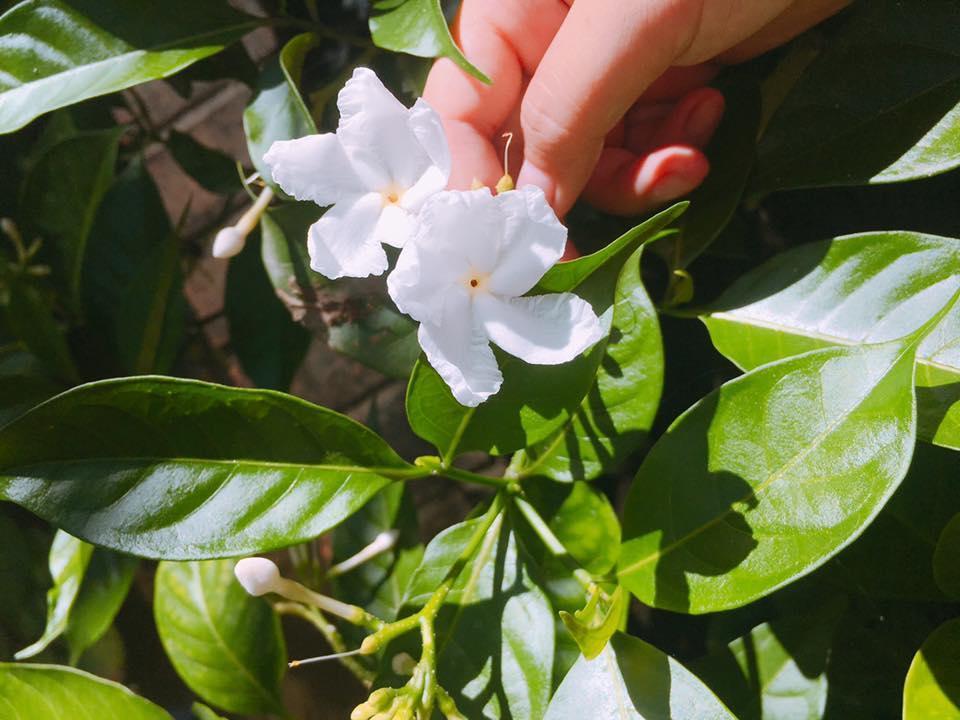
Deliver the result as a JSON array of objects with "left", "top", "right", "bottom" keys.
[
  {"left": 584, "top": 145, "right": 709, "bottom": 215},
  {"left": 516, "top": 161, "right": 560, "bottom": 211}
]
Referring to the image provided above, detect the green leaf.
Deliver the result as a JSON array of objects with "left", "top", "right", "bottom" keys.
[
  {"left": 826, "top": 441, "right": 960, "bottom": 602},
  {"left": 3, "top": 281, "right": 77, "bottom": 383},
  {"left": 260, "top": 202, "right": 324, "bottom": 297},
  {"left": 155, "top": 559, "right": 286, "bottom": 715},
  {"left": 904, "top": 618, "right": 960, "bottom": 720},
  {"left": 82, "top": 157, "right": 185, "bottom": 375},
  {"left": 401, "top": 513, "right": 555, "bottom": 720},
  {"left": 515, "top": 243, "right": 663, "bottom": 482},
  {"left": 703, "top": 231, "right": 960, "bottom": 450},
  {"left": 65, "top": 549, "right": 137, "bottom": 664},
  {"left": 0, "top": 663, "right": 171, "bottom": 719},
  {"left": 692, "top": 597, "right": 844, "bottom": 720},
  {"left": 934, "top": 512, "right": 960, "bottom": 599},
  {"left": 15, "top": 530, "right": 92, "bottom": 659},
  {"left": 0, "top": 0, "right": 255, "bottom": 134},
  {"left": 332, "top": 482, "right": 423, "bottom": 622},
  {"left": 20, "top": 127, "right": 122, "bottom": 304},
  {"left": 226, "top": 229, "right": 309, "bottom": 390},
  {"left": 751, "top": 0, "right": 960, "bottom": 194},
  {"left": 191, "top": 703, "right": 227, "bottom": 720},
  {"left": 405, "top": 206, "right": 684, "bottom": 459},
  {"left": 166, "top": 131, "right": 239, "bottom": 194},
  {"left": 244, "top": 33, "right": 318, "bottom": 185},
  {"left": 559, "top": 585, "right": 627, "bottom": 661},
  {"left": 619, "top": 334, "right": 924, "bottom": 613},
  {"left": 369, "top": 0, "right": 490, "bottom": 84},
  {"left": 544, "top": 632, "right": 736, "bottom": 719},
  {"left": 0, "top": 376, "right": 412, "bottom": 559}
]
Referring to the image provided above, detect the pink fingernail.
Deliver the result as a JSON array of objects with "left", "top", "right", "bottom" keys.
[{"left": 648, "top": 172, "right": 696, "bottom": 204}]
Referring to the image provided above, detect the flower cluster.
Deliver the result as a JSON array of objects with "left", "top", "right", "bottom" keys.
[{"left": 264, "top": 68, "right": 603, "bottom": 406}]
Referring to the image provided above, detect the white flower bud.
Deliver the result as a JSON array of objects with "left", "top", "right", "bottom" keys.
[
  {"left": 212, "top": 226, "right": 246, "bottom": 258},
  {"left": 234, "top": 557, "right": 281, "bottom": 596}
]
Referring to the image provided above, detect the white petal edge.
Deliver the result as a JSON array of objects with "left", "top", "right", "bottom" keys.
[
  {"left": 307, "top": 193, "right": 389, "bottom": 279},
  {"left": 399, "top": 165, "right": 448, "bottom": 214},
  {"left": 475, "top": 293, "right": 605, "bottom": 365},
  {"left": 418, "top": 288, "right": 503, "bottom": 407},
  {"left": 372, "top": 203, "right": 417, "bottom": 249},
  {"left": 487, "top": 186, "right": 567, "bottom": 297},
  {"left": 407, "top": 97, "right": 451, "bottom": 179},
  {"left": 337, "top": 67, "right": 408, "bottom": 123},
  {"left": 263, "top": 134, "right": 366, "bottom": 205}
]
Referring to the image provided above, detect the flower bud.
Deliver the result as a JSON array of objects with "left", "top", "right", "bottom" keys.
[
  {"left": 234, "top": 557, "right": 281, "bottom": 596},
  {"left": 212, "top": 226, "right": 246, "bottom": 258}
]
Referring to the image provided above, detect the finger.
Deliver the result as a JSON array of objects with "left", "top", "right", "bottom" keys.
[
  {"left": 517, "top": 0, "right": 793, "bottom": 215},
  {"left": 642, "top": 87, "right": 725, "bottom": 150},
  {"left": 582, "top": 145, "right": 709, "bottom": 216},
  {"left": 423, "top": 0, "right": 568, "bottom": 188}
]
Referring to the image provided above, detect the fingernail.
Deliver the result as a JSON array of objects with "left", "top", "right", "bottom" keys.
[
  {"left": 648, "top": 172, "right": 696, "bottom": 204},
  {"left": 684, "top": 96, "right": 724, "bottom": 145}
]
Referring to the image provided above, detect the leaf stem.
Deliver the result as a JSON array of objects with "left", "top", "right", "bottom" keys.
[{"left": 513, "top": 496, "right": 597, "bottom": 594}]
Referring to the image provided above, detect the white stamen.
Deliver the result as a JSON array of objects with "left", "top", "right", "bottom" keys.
[{"left": 328, "top": 530, "right": 400, "bottom": 578}]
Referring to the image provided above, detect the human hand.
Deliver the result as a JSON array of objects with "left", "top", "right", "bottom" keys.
[{"left": 424, "top": 0, "right": 851, "bottom": 222}]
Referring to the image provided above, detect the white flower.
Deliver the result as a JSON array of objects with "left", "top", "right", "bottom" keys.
[
  {"left": 263, "top": 67, "right": 450, "bottom": 279},
  {"left": 387, "top": 186, "right": 605, "bottom": 407}
]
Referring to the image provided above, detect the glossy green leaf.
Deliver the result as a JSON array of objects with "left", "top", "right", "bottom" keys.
[
  {"left": 751, "top": 0, "right": 960, "bottom": 194},
  {"left": 559, "top": 585, "right": 627, "bottom": 661},
  {"left": 516, "top": 244, "right": 663, "bottom": 481},
  {"left": 244, "top": 33, "right": 317, "bottom": 184},
  {"left": 332, "top": 482, "right": 422, "bottom": 621},
  {"left": 934, "top": 512, "right": 960, "bottom": 599},
  {"left": 693, "top": 598, "right": 844, "bottom": 720},
  {"left": 544, "top": 632, "right": 736, "bottom": 720},
  {"left": 0, "top": 0, "right": 255, "bottom": 134},
  {"left": 369, "top": 0, "right": 489, "bottom": 83},
  {"left": 155, "top": 559, "right": 286, "bottom": 715},
  {"left": 402, "top": 513, "right": 554, "bottom": 720},
  {"left": 619, "top": 334, "right": 923, "bottom": 613},
  {"left": 826, "top": 442, "right": 960, "bottom": 602},
  {"left": 703, "top": 232, "right": 960, "bottom": 450},
  {"left": 904, "top": 618, "right": 960, "bottom": 719},
  {"left": 166, "top": 131, "right": 239, "bottom": 195},
  {"left": 0, "top": 376, "right": 411, "bottom": 559},
  {"left": 83, "top": 157, "right": 185, "bottom": 375},
  {"left": 226, "top": 230, "right": 309, "bottom": 390},
  {"left": 260, "top": 202, "right": 324, "bottom": 297},
  {"left": 65, "top": 549, "right": 137, "bottom": 663},
  {"left": 15, "top": 530, "right": 92, "bottom": 659},
  {"left": 191, "top": 703, "right": 227, "bottom": 720},
  {"left": 0, "top": 663, "right": 171, "bottom": 719},
  {"left": 405, "top": 206, "right": 684, "bottom": 459},
  {"left": 20, "top": 127, "right": 121, "bottom": 303}
]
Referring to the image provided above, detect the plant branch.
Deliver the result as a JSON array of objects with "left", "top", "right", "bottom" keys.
[{"left": 513, "top": 496, "right": 598, "bottom": 594}]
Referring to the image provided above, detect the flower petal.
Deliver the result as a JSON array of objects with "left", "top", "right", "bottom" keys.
[
  {"left": 372, "top": 203, "right": 417, "bottom": 249},
  {"left": 337, "top": 68, "right": 430, "bottom": 191},
  {"left": 387, "top": 230, "right": 459, "bottom": 325},
  {"left": 419, "top": 188, "right": 502, "bottom": 273},
  {"left": 264, "top": 134, "right": 366, "bottom": 205},
  {"left": 418, "top": 287, "right": 503, "bottom": 407},
  {"left": 399, "top": 165, "right": 448, "bottom": 214},
  {"left": 407, "top": 97, "right": 451, "bottom": 178},
  {"left": 307, "top": 193, "right": 388, "bottom": 279},
  {"left": 487, "top": 186, "right": 567, "bottom": 297},
  {"left": 475, "top": 293, "right": 605, "bottom": 364}
]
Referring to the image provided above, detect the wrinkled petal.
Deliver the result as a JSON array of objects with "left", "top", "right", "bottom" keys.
[
  {"left": 418, "top": 287, "right": 503, "bottom": 406},
  {"left": 372, "top": 203, "right": 417, "bottom": 249},
  {"left": 388, "top": 233, "right": 457, "bottom": 325},
  {"left": 407, "top": 97, "right": 451, "bottom": 178},
  {"left": 474, "top": 293, "right": 605, "bottom": 364},
  {"left": 417, "top": 188, "right": 502, "bottom": 273},
  {"left": 337, "top": 68, "right": 430, "bottom": 190},
  {"left": 487, "top": 186, "right": 567, "bottom": 296},
  {"left": 399, "top": 165, "right": 448, "bottom": 213},
  {"left": 264, "top": 134, "right": 366, "bottom": 205},
  {"left": 307, "top": 193, "right": 388, "bottom": 279}
]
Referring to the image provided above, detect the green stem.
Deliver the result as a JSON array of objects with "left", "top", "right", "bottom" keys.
[
  {"left": 273, "top": 602, "right": 375, "bottom": 685},
  {"left": 513, "top": 496, "right": 597, "bottom": 593}
]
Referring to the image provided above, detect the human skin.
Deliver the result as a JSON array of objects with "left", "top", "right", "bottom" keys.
[{"left": 424, "top": 0, "right": 852, "bottom": 227}]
